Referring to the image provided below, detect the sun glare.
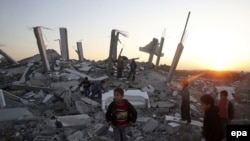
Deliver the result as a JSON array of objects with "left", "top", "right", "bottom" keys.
[{"left": 187, "top": 28, "right": 234, "bottom": 71}]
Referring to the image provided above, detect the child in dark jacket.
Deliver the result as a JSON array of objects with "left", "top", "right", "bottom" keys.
[
  {"left": 200, "top": 94, "right": 224, "bottom": 141},
  {"left": 106, "top": 87, "right": 137, "bottom": 141}
]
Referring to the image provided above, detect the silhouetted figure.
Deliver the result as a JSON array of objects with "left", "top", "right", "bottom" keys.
[
  {"left": 116, "top": 56, "right": 124, "bottom": 78},
  {"left": 200, "top": 94, "right": 224, "bottom": 141},
  {"left": 179, "top": 80, "right": 191, "bottom": 123},
  {"left": 127, "top": 59, "right": 137, "bottom": 81},
  {"left": 218, "top": 90, "right": 234, "bottom": 134}
]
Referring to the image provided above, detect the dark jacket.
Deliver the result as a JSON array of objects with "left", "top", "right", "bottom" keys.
[
  {"left": 79, "top": 79, "right": 91, "bottom": 88},
  {"left": 227, "top": 101, "right": 234, "bottom": 121},
  {"left": 202, "top": 105, "right": 224, "bottom": 141},
  {"left": 106, "top": 99, "right": 137, "bottom": 126}
]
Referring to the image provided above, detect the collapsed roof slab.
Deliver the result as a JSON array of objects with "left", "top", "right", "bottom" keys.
[
  {"left": 0, "top": 108, "right": 33, "bottom": 122},
  {"left": 11, "top": 83, "right": 55, "bottom": 92},
  {"left": 63, "top": 68, "right": 108, "bottom": 81},
  {"left": 102, "top": 89, "right": 151, "bottom": 112},
  {"left": 57, "top": 114, "right": 91, "bottom": 127},
  {"left": 165, "top": 115, "right": 202, "bottom": 127}
]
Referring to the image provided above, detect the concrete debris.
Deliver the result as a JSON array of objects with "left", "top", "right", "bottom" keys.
[
  {"left": 0, "top": 108, "right": 33, "bottom": 121},
  {"left": 166, "top": 122, "right": 180, "bottom": 134},
  {"left": 142, "top": 118, "right": 159, "bottom": 133},
  {"left": 57, "top": 114, "right": 91, "bottom": 127},
  {"left": 67, "top": 130, "right": 84, "bottom": 141},
  {"left": 0, "top": 49, "right": 249, "bottom": 140}
]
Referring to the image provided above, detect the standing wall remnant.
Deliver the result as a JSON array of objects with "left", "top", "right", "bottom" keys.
[
  {"left": 166, "top": 11, "right": 191, "bottom": 84},
  {"left": 59, "top": 28, "right": 69, "bottom": 60},
  {"left": 156, "top": 37, "right": 165, "bottom": 67},
  {"left": 77, "top": 42, "right": 84, "bottom": 61},
  {"left": 33, "top": 27, "right": 50, "bottom": 72}
]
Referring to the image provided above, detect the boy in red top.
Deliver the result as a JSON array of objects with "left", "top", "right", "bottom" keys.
[{"left": 106, "top": 87, "right": 137, "bottom": 141}]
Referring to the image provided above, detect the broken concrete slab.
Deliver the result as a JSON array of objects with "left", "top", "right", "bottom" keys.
[
  {"left": 75, "top": 100, "right": 95, "bottom": 114},
  {"left": 141, "top": 85, "right": 155, "bottom": 93},
  {"left": 63, "top": 68, "right": 108, "bottom": 81},
  {"left": 0, "top": 108, "right": 33, "bottom": 121},
  {"left": 80, "top": 97, "right": 100, "bottom": 107},
  {"left": 165, "top": 115, "right": 203, "bottom": 127},
  {"left": 67, "top": 130, "right": 83, "bottom": 141},
  {"left": 0, "top": 89, "right": 6, "bottom": 108},
  {"left": 142, "top": 118, "right": 158, "bottom": 133},
  {"left": 94, "top": 123, "right": 109, "bottom": 136},
  {"left": 166, "top": 122, "right": 181, "bottom": 134},
  {"left": 57, "top": 114, "right": 91, "bottom": 127},
  {"left": 11, "top": 83, "right": 55, "bottom": 92},
  {"left": 42, "top": 94, "right": 55, "bottom": 105},
  {"left": 50, "top": 80, "right": 78, "bottom": 89}
]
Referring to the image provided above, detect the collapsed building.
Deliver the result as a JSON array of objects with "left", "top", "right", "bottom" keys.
[{"left": 1, "top": 12, "right": 250, "bottom": 141}]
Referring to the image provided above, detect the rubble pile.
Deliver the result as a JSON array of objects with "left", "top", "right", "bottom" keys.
[{"left": 0, "top": 50, "right": 250, "bottom": 141}]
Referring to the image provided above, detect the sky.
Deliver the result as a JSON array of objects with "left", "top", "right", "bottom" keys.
[{"left": 0, "top": 0, "right": 250, "bottom": 71}]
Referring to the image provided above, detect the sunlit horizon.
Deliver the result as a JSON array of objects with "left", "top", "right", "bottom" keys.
[{"left": 1, "top": 0, "right": 250, "bottom": 71}]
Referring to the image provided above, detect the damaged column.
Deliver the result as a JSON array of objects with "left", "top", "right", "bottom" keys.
[
  {"left": 156, "top": 36, "right": 165, "bottom": 67},
  {"left": 166, "top": 11, "right": 191, "bottom": 84},
  {"left": 0, "top": 49, "right": 19, "bottom": 65},
  {"left": 33, "top": 27, "right": 50, "bottom": 72},
  {"left": 107, "top": 29, "right": 128, "bottom": 76},
  {"left": 59, "top": 27, "right": 69, "bottom": 61},
  {"left": 76, "top": 42, "right": 84, "bottom": 61},
  {"left": 139, "top": 38, "right": 159, "bottom": 64}
]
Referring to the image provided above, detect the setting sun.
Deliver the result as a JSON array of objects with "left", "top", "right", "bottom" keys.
[{"left": 185, "top": 28, "right": 236, "bottom": 71}]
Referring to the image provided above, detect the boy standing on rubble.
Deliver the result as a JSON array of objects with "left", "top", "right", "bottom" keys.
[
  {"left": 106, "top": 87, "right": 137, "bottom": 141},
  {"left": 200, "top": 94, "right": 224, "bottom": 141}
]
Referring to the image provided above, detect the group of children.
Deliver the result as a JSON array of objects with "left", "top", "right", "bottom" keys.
[
  {"left": 78, "top": 77, "right": 234, "bottom": 141},
  {"left": 78, "top": 77, "right": 105, "bottom": 100},
  {"left": 178, "top": 80, "right": 234, "bottom": 141},
  {"left": 200, "top": 91, "right": 234, "bottom": 141}
]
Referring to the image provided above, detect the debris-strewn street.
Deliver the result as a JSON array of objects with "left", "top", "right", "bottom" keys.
[{"left": 0, "top": 49, "right": 250, "bottom": 141}]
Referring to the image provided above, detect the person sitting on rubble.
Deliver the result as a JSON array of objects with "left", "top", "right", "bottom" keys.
[
  {"left": 78, "top": 77, "right": 91, "bottom": 97},
  {"left": 106, "top": 87, "right": 137, "bottom": 141},
  {"left": 127, "top": 59, "right": 137, "bottom": 81},
  {"left": 90, "top": 80, "right": 106, "bottom": 100},
  {"left": 116, "top": 56, "right": 124, "bottom": 78},
  {"left": 179, "top": 80, "right": 191, "bottom": 123}
]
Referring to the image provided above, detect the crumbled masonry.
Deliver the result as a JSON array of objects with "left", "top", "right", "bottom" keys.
[{"left": 0, "top": 49, "right": 250, "bottom": 141}]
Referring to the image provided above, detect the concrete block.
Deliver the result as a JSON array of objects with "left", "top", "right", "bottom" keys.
[
  {"left": 137, "top": 117, "right": 151, "bottom": 122},
  {"left": 81, "top": 97, "right": 100, "bottom": 107},
  {"left": 75, "top": 100, "right": 93, "bottom": 114},
  {"left": 67, "top": 130, "right": 83, "bottom": 141},
  {"left": 94, "top": 123, "right": 109, "bottom": 136},
  {"left": 42, "top": 94, "right": 55, "bottom": 105},
  {"left": 23, "top": 91, "right": 36, "bottom": 99},
  {"left": 33, "top": 136, "right": 52, "bottom": 141},
  {"left": 57, "top": 114, "right": 91, "bottom": 127},
  {"left": 34, "top": 90, "right": 45, "bottom": 99},
  {"left": 0, "top": 89, "right": 6, "bottom": 108},
  {"left": 158, "top": 101, "right": 175, "bottom": 108},
  {"left": 166, "top": 122, "right": 180, "bottom": 134},
  {"left": 0, "top": 108, "right": 33, "bottom": 121},
  {"left": 142, "top": 118, "right": 158, "bottom": 133}
]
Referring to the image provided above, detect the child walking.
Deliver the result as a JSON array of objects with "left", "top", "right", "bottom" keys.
[{"left": 106, "top": 87, "right": 137, "bottom": 141}]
